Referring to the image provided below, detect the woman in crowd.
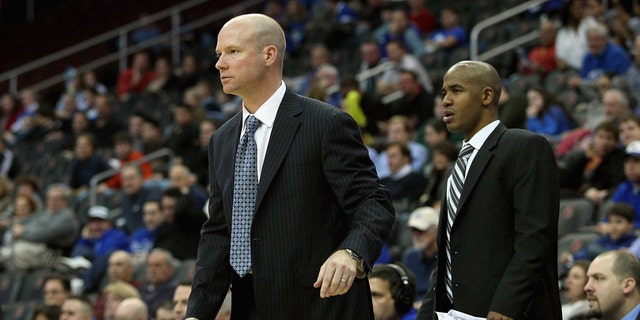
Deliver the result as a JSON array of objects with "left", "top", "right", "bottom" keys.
[{"left": 561, "top": 260, "right": 590, "bottom": 320}]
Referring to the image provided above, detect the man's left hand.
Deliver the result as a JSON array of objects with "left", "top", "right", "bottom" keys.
[
  {"left": 313, "top": 249, "right": 357, "bottom": 298},
  {"left": 487, "top": 311, "right": 513, "bottom": 320}
]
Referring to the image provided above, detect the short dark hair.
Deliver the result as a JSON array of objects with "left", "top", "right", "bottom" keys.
[
  {"left": 114, "top": 130, "right": 133, "bottom": 144},
  {"left": 44, "top": 272, "right": 72, "bottom": 293},
  {"left": 386, "top": 141, "right": 412, "bottom": 161},
  {"left": 432, "top": 141, "right": 459, "bottom": 162},
  {"left": 594, "top": 121, "right": 620, "bottom": 141},
  {"left": 162, "top": 187, "right": 183, "bottom": 200},
  {"left": 370, "top": 263, "right": 416, "bottom": 314},
  {"left": 32, "top": 304, "right": 61, "bottom": 320},
  {"left": 399, "top": 69, "right": 418, "bottom": 82},
  {"left": 76, "top": 132, "right": 97, "bottom": 148},
  {"left": 606, "top": 202, "right": 635, "bottom": 223}
]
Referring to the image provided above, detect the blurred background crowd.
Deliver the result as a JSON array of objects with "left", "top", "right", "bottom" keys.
[{"left": 2, "top": 0, "right": 640, "bottom": 319}]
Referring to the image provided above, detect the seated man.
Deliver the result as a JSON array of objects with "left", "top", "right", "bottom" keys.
[
  {"left": 402, "top": 206, "right": 438, "bottom": 309},
  {"left": 114, "top": 297, "right": 148, "bottom": 320},
  {"left": 380, "top": 142, "right": 428, "bottom": 214},
  {"left": 376, "top": 115, "right": 428, "bottom": 179},
  {"left": 71, "top": 205, "right": 130, "bottom": 293},
  {"left": 167, "top": 163, "right": 207, "bottom": 209},
  {"left": 130, "top": 200, "right": 164, "bottom": 260},
  {"left": 138, "top": 248, "right": 178, "bottom": 314},
  {"left": 60, "top": 296, "right": 94, "bottom": 320},
  {"left": 569, "top": 22, "right": 632, "bottom": 88},
  {"left": 12, "top": 184, "right": 80, "bottom": 270},
  {"left": 585, "top": 250, "right": 640, "bottom": 319},
  {"left": 43, "top": 273, "right": 72, "bottom": 306},
  {"left": 118, "top": 165, "right": 162, "bottom": 234},
  {"left": 153, "top": 187, "right": 206, "bottom": 260},
  {"left": 369, "top": 263, "right": 418, "bottom": 320}
]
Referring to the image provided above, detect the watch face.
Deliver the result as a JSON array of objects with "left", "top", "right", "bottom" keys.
[{"left": 347, "top": 249, "right": 361, "bottom": 261}]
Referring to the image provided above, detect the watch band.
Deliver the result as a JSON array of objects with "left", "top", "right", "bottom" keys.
[{"left": 345, "top": 248, "right": 366, "bottom": 278}]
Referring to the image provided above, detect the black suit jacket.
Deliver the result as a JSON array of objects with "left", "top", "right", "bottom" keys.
[
  {"left": 418, "top": 124, "right": 561, "bottom": 319},
  {"left": 186, "top": 90, "right": 395, "bottom": 319}
]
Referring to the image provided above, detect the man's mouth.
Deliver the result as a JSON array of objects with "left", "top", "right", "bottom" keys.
[{"left": 443, "top": 111, "right": 454, "bottom": 123}]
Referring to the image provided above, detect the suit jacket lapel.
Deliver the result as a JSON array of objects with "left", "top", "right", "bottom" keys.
[
  {"left": 456, "top": 123, "right": 507, "bottom": 217},
  {"left": 255, "top": 90, "right": 303, "bottom": 211},
  {"left": 220, "top": 113, "right": 243, "bottom": 224}
]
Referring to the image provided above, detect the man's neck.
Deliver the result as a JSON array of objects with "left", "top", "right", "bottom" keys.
[{"left": 609, "top": 298, "right": 640, "bottom": 320}]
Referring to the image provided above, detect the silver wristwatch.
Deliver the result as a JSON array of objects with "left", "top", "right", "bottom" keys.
[{"left": 345, "top": 248, "right": 366, "bottom": 278}]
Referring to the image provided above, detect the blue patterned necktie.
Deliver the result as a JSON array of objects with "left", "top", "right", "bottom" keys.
[
  {"left": 445, "top": 143, "right": 474, "bottom": 303},
  {"left": 231, "top": 115, "right": 260, "bottom": 277}
]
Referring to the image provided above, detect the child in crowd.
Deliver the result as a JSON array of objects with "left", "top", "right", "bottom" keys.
[
  {"left": 609, "top": 140, "right": 640, "bottom": 229},
  {"left": 105, "top": 131, "right": 153, "bottom": 189},
  {"left": 561, "top": 203, "right": 636, "bottom": 266}
]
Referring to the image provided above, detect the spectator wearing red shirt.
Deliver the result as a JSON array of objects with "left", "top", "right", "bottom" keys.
[
  {"left": 524, "top": 20, "right": 558, "bottom": 75},
  {"left": 407, "top": 0, "right": 437, "bottom": 36},
  {"left": 106, "top": 131, "right": 153, "bottom": 189},
  {"left": 116, "top": 51, "right": 156, "bottom": 101}
]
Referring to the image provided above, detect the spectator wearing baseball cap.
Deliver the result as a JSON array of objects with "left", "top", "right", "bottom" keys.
[
  {"left": 609, "top": 140, "right": 640, "bottom": 229},
  {"left": 71, "top": 205, "right": 130, "bottom": 293},
  {"left": 402, "top": 206, "right": 439, "bottom": 309}
]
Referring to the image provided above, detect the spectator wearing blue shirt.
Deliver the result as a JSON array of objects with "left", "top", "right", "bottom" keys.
[
  {"left": 402, "top": 206, "right": 438, "bottom": 309},
  {"left": 376, "top": 115, "right": 428, "bottom": 179},
  {"left": 562, "top": 203, "right": 636, "bottom": 266},
  {"left": 424, "top": 7, "right": 468, "bottom": 54},
  {"left": 570, "top": 22, "right": 632, "bottom": 88},
  {"left": 612, "top": 140, "right": 640, "bottom": 228},
  {"left": 119, "top": 165, "right": 163, "bottom": 235},
  {"left": 68, "top": 133, "right": 110, "bottom": 191},
  {"left": 130, "top": 199, "right": 164, "bottom": 259},
  {"left": 72, "top": 205, "right": 130, "bottom": 293},
  {"left": 378, "top": 8, "right": 426, "bottom": 58},
  {"left": 526, "top": 86, "right": 575, "bottom": 140}
]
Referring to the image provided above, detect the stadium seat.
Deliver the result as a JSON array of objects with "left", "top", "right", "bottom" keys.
[
  {"left": 173, "top": 259, "right": 196, "bottom": 283},
  {"left": 17, "top": 268, "right": 52, "bottom": 302},
  {"left": 0, "top": 271, "right": 24, "bottom": 304},
  {"left": 1, "top": 300, "right": 38, "bottom": 320},
  {"left": 557, "top": 231, "right": 600, "bottom": 272},
  {"left": 558, "top": 198, "right": 596, "bottom": 239}
]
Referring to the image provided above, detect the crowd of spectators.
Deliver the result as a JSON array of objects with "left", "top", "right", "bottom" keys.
[{"left": 6, "top": 0, "right": 640, "bottom": 319}]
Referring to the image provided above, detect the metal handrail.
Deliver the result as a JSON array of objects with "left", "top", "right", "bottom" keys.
[
  {"left": 1, "top": 0, "right": 264, "bottom": 94},
  {"left": 88, "top": 148, "right": 174, "bottom": 206},
  {"left": 470, "top": 0, "right": 549, "bottom": 61}
]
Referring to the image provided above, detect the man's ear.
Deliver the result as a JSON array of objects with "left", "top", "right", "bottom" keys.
[
  {"left": 264, "top": 45, "right": 277, "bottom": 66},
  {"left": 623, "top": 277, "right": 637, "bottom": 295},
  {"left": 481, "top": 87, "right": 494, "bottom": 107}
]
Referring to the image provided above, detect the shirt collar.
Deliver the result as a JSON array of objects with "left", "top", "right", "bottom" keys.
[
  {"left": 390, "top": 163, "right": 413, "bottom": 180},
  {"left": 621, "top": 302, "right": 640, "bottom": 320},
  {"left": 466, "top": 120, "right": 501, "bottom": 151},
  {"left": 241, "top": 81, "right": 286, "bottom": 129}
]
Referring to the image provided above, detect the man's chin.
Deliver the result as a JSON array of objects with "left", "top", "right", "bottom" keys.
[{"left": 587, "top": 300, "right": 601, "bottom": 318}]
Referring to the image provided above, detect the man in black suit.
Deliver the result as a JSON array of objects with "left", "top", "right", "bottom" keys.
[
  {"left": 417, "top": 61, "right": 561, "bottom": 319},
  {"left": 185, "top": 13, "right": 395, "bottom": 319}
]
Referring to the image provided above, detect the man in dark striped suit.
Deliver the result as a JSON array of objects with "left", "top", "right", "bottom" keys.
[{"left": 185, "top": 13, "right": 394, "bottom": 320}]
